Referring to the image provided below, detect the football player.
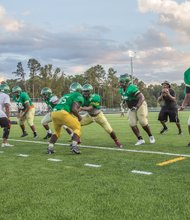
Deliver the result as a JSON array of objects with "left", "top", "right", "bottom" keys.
[
  {"left": 0, "top": 84, "right": 14, "bottom": 147},
  {"left": 12, "top": 86, "right": 38, "bottom": 138},
  {"left": 80, "top": 84, "right": 123, "bottom": 148},
  {"left": 158, "top": 81, "right": 182, "bottom": 135},
  {"left": 119, "top": 74, "right": 155, "bottom": 145},
  {"left": 47, "top": 82, "right": 84, "bottom": 154},
  {"left": 40, "top": 87, "right": 74, "bottom": 139},
  {"left": 40, "top": 87, "right": 59, "bottom": 139}
]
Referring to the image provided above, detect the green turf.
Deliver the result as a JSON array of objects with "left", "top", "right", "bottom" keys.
[{"left": 0, "top": 112, "right": 190, "bottom": 220}]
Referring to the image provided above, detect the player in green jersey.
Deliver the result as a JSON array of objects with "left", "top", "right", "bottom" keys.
[
  {"left": 40, "top": 87, "right": 74, "bottom": 140},
  {"left": 119, "top": 74, "right": 155, "bottom": 145},
  {"left": 179, "top": 67, "right": 190, "bottom": 146},
  {"left": 40, "top": 87, "right": 59, "bottom": 139},
  {"left": 47, "top": 82, "right": 84, "bottom": 154},
  {"left": 80, "top": 84, "right": 123, "bottom": 148},
  {"left": 12, "top": 86, "right": 38, "bottom": 138}
]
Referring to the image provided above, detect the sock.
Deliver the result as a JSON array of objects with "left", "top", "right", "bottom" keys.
[
  {"left": 48, "top": 143, "right": 54, "bottom": 149},
  {"left": 72, "top": 140, "right": 78, "bottom": 146},
  {"left": 47, "top": 129, "right": 52, "bottom": 134}
]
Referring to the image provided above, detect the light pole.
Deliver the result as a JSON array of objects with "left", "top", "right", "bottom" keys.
[{"left": 128, "top": 50, "right": 136, "bottom": 83}]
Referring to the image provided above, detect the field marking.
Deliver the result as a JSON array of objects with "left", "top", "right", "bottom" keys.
[
  {"left": 157, "top": 157, "right": 186, "bottom": 166},
  {"left": 84, "top": 163, "right": 101, "bottom": 168},
  {"left": 6, "top": 138, "right": 190, "bottom": 158},
  {"left": 17, "top": 154, "right": 29, "bottom": 157},
  {"left": 48, "top": 158, "right": 62, "bottom": 162},
  {"left": 131, "top": 170, "right": 153, "bottom": 175}
]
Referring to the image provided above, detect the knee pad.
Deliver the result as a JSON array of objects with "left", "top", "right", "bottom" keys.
[{"left": 41, "top": 121, "right": 48, "bottom": 126}]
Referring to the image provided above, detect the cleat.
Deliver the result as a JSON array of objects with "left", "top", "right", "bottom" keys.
[
  {"left": 47, "top": 148, "right": 55, "bottom": 154},
  {"left": 21, "top": 132, "right": 28, "bottom": 137},
  {"left": 135, "top": 139, "right": 145, "bottom": 146},
  {"left": 71, "top": 145, "right": 80, "bottom": 154},
  {"left": 34, "top": 134, "right": 38, "bottom": 139},
  {"left": 1, "top": 143, "right": 14, "bottom": 147},
  {"left": 160, "top": 127, "right": 168, "bottom": 134},
  {"left": 149, "top": 136, "right": 155, "bottom": 144},
  {"left": 178, "top": 130, "right": 183, "bottom": 135},
  {"left": 115, "top": 140, "right": 123, "bottom": 148},
  {"left": 43, "top": 133, "right": 52, "bottom": 139}
]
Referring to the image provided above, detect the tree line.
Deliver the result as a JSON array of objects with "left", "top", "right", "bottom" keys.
[{"left": 5, "top": 58, "right": 185, "bottom": 108}]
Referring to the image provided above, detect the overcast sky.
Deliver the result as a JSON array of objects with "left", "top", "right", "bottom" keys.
[{"left": 0, "top": 0, "right": 189, "bottom": 84}]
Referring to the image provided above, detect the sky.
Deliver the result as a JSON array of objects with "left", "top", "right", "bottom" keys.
[{"left": 0, "top": 0, "right": 189, "bottom": 84}]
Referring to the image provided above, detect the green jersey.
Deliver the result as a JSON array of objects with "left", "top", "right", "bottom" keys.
[
  {"left": 83, "top": 94, "right": 101, "bottom": 116},
  {"left": 184, "top": 67, "right": 190, "bottom": 87},
  {"left": 13, "top": 92, "right": 33, "bottom": 111},
  {"left": 53, "top": 92, "right": 84, "bottom": 113},
  {"left": 83, "top": 94, "right": 101, "bottom": 110},
  {"left": 119, "top": 84, "right": 140, "bottom": 108}
]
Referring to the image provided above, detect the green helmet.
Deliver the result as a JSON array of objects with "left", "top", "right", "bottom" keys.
[
  {"left": 69, "top": 82, "right": 82, "bottom": 93},
  {"left": 12, "top": 86, "right": 22, "bottom": 94},
  {"left": 40, "top": 87, "right": 52, "bottom": 99},
  {"left": 119, "top": 74, "right": 131, "bottom": 83},
  {"left": 0, "top": 84, "right": 10, "bottom": 94},
  {"left": 82, "top": 84, "right": 93, "bottom": 92}
]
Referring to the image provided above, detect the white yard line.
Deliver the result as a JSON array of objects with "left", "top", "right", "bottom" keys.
[
  {"left": 84, "top": 163, "right": 102, "bottom": 168},
  {"left": 17, "top": 154, "right": 29, "bottom": 157},
  {"left": 7, "top": 138, "right": 190, "bottom": 158},
  {"left": 131, "top": 170, "right": 153, "bottom": 175},
  {"left": 48, "top": 158, "right": 62, "bottom": 162}
]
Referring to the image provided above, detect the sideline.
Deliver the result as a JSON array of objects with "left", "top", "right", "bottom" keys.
[{"left": 7, "top": 138, "right": 190, "bottom": 158}]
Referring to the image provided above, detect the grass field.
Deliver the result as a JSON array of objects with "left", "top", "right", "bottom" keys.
[{"left": 1, "top": 111, "right": 190, "bottom": 220}]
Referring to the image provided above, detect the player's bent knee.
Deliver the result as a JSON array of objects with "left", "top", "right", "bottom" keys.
[
  {"left": 139, "top": 119, "right": 148, "bottom": 127},
  {"left": 41, "top": 122, "right": 48, "bottom": 126},
  {"left": 54, "top": 132, "right": 61, "bottom": 138},
  {"left": 140, "top": 122, "right": 148, "bottom": 127},
  {"left": 73, "top": 129, "right": 81, "bottom": 137},
  {"left": 105, "top": 127, "right": 113, "bottom": 134},
  {"left": 129, "top": 121, "right": 137, "bottom": 127}
]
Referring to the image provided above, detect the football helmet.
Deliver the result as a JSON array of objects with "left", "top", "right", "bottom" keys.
[
  {"left": 0, "top": 84, "right": 10, "bottom": 94},
  {"left": 119, "top": 74, "right": 131, "bottom": 83},
  {"left": 82, "top": 84, "right": 93, "bottom": 92},
  {"left": 12, "top": 86, "right": 22, "bottom": 94},
  {"left": 69, "top": 82, "right": 82, "bottom": 93},
  {"left": 82, "top": 84, "right": 93, "bottom": 97},
  {"left": 40, "top": 87, "right": 52, "bottom": 100}
]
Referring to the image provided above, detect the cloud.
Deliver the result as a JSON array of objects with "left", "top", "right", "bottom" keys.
[
  {"left": 138, "top": 0, "right": 190, "bottom": 36},
  {"left": 0, "top": 5, "right": 23, "bottom": 32},
  {"left": 129, "top": 46, "right": 190, "bottom": 83},
  {"left": 0, "top": 22, "right": 129, "bottom": 79},
  {"left": 0, "top": 22, "right": 126, "bottom": 64},
  {"left": 134, "top": 28, "right": 170, "bottom": 50},
  {"left": 0, "top": 2, "right": 189, "bottom": 85}
]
